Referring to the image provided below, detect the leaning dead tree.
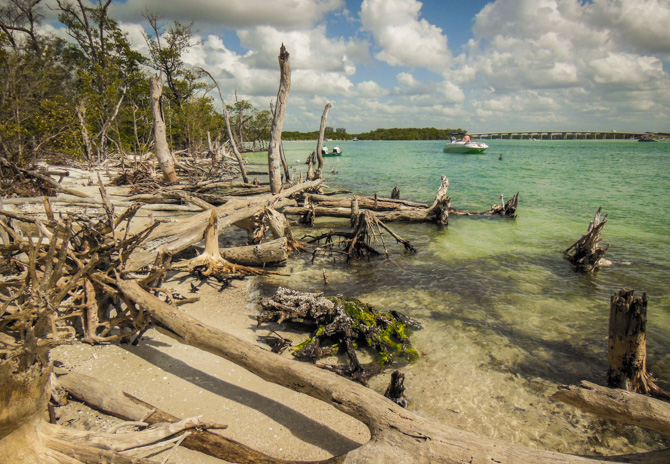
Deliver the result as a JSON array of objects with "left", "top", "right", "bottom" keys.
[
  {"left": 315, "top": 103, "right": 332, "bottom": 179},
  {"left": 564, "top": 207, "right": 609, "bottom": 271},
  {"left": 197, "top": 67, "right": 249, "bottom": 184},
  {"left": 607, "top": 289, "right": 669, "bottom": 399},
  {"left": 149, "top": 74, "right": 178, "bottom": 184},
  {"left": 268, "top": 44, "right": 291, "bottom": 194}
]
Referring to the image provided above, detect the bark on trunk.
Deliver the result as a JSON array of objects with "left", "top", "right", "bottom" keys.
[
  {"left": 268, "top": 45, "right": 291, "bottom": 195},
  {"left": 607, "top": 289, "right": 669, "bottom": 398},
  {"left": 149, "top": 74, "right": 178, "bottom": 184}
]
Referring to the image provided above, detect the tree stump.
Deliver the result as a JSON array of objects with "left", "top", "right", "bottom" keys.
[
  {"left": 607, "top": 289, "right": 669, "bottom": 399},
  {"left": 564, "top": 207, "right": 609, "bottom": 272}
]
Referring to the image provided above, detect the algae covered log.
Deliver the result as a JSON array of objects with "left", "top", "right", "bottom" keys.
[{"left": 257, "top": 287, "right": 421, "bottom": 384}]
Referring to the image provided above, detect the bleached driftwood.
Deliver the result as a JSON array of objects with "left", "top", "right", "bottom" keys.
[
  {"left": 552, "top": 380, "right": 670, "bottom": 438},
  {"left": 126, "top": 179, "right": 321, "bottom": 270}
]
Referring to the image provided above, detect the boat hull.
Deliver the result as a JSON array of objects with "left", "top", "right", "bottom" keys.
[{"left": 443, "top": 142, "right": 488, "bottom": 154}]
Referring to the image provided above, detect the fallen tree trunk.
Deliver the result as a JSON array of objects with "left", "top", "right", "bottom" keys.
[
  {"left": 125, "top": 179, "right": 321, "bottom": 270},
  {"left": 552, "top": 380, "right": 670, "bottom": 438},
  {"left": 117, "top": 279, "right": 667, "bottom": 464},
  {"left": 221, "top": 237, "right": 289, "bottom": 267}
]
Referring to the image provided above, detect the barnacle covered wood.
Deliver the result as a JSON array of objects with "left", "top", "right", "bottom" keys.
[{"left": 257, "top": 287, "right": 420, "bottom": 382}]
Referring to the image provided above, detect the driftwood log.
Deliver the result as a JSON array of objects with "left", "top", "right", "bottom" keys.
[
  {"left": 553, "top": 381, "right": 670, "bottom": 439},
  {"left": 116, "top": 280, "right": 670, "bottom": 464},
  {"left": 125, "top": 179, "right": 321, "bottom": 270},
  {"left": 57, "top": 371, "right": 315, "bottom": 464},
  {"left": 564, "top": 207, "right": 610, "bottom": 271},
  {"left": 283, "top": 176, "right": 518, "bottom": 225}
]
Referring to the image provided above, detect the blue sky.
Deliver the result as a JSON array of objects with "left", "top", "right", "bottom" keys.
[{"left": 47, "top": 0, "right": 670, "bottom": 133}]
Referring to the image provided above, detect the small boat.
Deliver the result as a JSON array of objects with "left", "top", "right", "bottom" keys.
[
  {"left": 323, "top": 146, "right": 342, "bottom": 157},
  {"left": 443, "top": 140, "right": 488, "bottom": 154},
  {"left": 638, "top": 135, "right": 657, "bottom": 142}
]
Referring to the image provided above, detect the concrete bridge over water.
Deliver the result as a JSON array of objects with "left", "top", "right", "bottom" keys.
[{"left": 468, "top": 130, "right": 658, "bottom": 140}]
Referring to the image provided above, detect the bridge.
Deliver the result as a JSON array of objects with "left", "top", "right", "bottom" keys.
[{"left": 468, "top": 131, "right": 656, "bottom": 140}]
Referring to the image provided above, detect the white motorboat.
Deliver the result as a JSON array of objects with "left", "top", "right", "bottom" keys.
[{"left": 443, "top": 140, "right": 489, "bottom": 154}]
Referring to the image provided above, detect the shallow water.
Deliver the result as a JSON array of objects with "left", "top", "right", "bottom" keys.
[{"left": 249, "top": 139, "right": 670, "bottom": 455}]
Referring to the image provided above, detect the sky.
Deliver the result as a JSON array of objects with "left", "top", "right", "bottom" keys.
[{"left": 46, "top": 0, "right": 670, "bottom": 133}]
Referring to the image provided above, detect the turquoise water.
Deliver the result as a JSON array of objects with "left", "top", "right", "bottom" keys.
[{"left": 252, "top": 139, "right": 670, "bottom": 455}]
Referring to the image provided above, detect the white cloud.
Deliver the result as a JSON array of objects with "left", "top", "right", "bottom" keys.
[
  {"left": 359, "top": 0, "right": 451, "bottom": 72},
  {"left": 110, "top": 0, "right": 344, "bottom": 30},
  {"left": 448, "top": 0, "right": 670, "bottom": 131},
  {"left": 237, "top": 24, "right": 370, "bottom": 73}
]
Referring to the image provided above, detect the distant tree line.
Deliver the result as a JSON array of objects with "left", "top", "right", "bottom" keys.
[
  {"left": 284, "top": 127, "right": 467, "bottom": 141},
  {"left": 0, "top": 0, "right": 272, "bottom": 166}
]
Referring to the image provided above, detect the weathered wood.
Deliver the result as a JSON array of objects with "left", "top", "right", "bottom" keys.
[
  {"left": 116, "top": 279, "right": 663, "bottom": 464},
  {"left": 384, "top": 370, "right": 408, "bottom": 408},
  {"left": 553, "top": 380, "right": 670, "bottom": 438},
  {"left": 564, "top": 207, "right": 609, "bottom": 272},
  {"left": 58, "top": 372, "right": 312, "bottom": 464},
  {"left": 220, "top": 237, "right": 288, "bottom": 267},
  {"left": 608, "top": 289, "right": 668, "bottom": 398},
  {"left": 198, "top": 67, "right": 248, "bottom": 184},
  {"left": 315, "top": 103, "right": 332, "bottom": 179},
  {"left": 268, "top": 44, "right": 291, "bottom": 194},
  {"left": 149, "top": 74, "right": 178, "bottom": 184},
  {"left": 125, "top": 179, "right": 321, "bottom": 270}
]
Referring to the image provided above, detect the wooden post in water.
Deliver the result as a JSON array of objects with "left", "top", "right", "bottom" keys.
[{"left": 608, "top": 288, "right": 669, "bottom": 399}]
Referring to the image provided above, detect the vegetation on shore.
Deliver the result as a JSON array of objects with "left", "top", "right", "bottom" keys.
[{"left": 284, "top": 126, "right": 467, "bottom": 141}]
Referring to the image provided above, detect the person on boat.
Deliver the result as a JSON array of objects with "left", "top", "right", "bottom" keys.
[
  {"left": 333, "top": 146, "right": 341, "bottom": 154},
  {"left": 451, "top": 135, "right": 456, "bottom": 143},
  {"left": 322, "top": 146, "right": 328, "bottom": 155},
  {"left": 463, "top": 134, "right": 470, "bottom": 144}
]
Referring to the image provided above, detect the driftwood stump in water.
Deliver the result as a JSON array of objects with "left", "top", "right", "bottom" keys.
[
  {"left": 608, "top": 288, "right": 669, "bottom": 399},
  {"left": 384, "top": 370, "right": 408, "bottom": 408},
  {"left": 564, "top": 207, "right": 610, "bottom": 272}
]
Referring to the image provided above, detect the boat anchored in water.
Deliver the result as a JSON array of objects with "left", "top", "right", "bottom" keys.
[
  {"left": 322, "top": 146, "right": 342, "bottom": 157},
  {"left": 443, "top": 133, "right": 488, "bottom": 154}
]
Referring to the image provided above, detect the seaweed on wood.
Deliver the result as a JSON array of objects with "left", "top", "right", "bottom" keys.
[{"left": 257, "top": 287, "right": 421, "bottom": 384}]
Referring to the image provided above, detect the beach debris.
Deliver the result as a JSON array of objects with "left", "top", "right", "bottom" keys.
[
  {"left": 256, "top": 287, "right": 420, "bottom": 384},
  {"left": 259, "top": 331, "right": 293, "bottom": 354},
  {"left": 489, "top": 191, "right": 519, "bottom": 217},
  {"left": 564, "top": 207, "right": 609, "bottom": 272},
  {"left": 384, "top": 370, "right": 409, "bottom": 408}
]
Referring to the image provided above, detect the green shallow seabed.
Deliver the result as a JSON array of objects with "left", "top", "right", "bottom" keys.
[{"left": 249, "top": 138, "right": 670, "bottom": 455}]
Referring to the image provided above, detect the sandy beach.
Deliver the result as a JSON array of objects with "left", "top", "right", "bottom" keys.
[{"left": 51, "top": 275, "right": 370, "bottom": 463}]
